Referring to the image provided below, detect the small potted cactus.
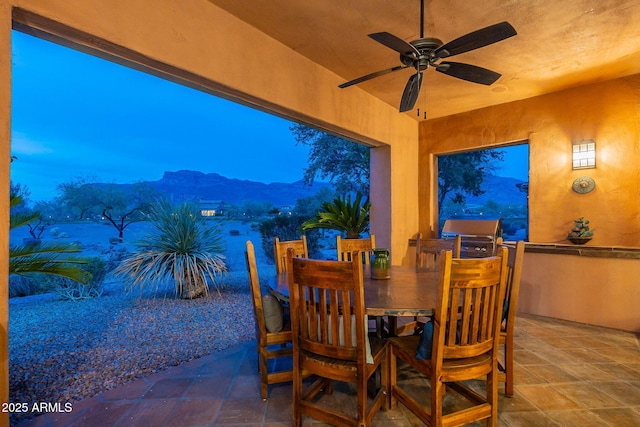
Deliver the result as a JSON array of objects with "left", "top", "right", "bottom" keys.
[{"left": 567, "top": 217, "right": 594, "bottom": 244}]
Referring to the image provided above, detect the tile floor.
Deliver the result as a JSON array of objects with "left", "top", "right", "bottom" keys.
[{"left": 18, "top": 313, "right": 640, "bottom": 426}]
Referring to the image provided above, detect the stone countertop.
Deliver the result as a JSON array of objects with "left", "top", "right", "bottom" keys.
[{"left": 523, "top": 242, "right": 640, "bottom": 259}]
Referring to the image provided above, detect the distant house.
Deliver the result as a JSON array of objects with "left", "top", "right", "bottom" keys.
[
  {"left": 278, "top": 205, "right": 293, "bottom": 215},
  {"left": 199, "top": 200, "right": 226, "bottom": 217}
]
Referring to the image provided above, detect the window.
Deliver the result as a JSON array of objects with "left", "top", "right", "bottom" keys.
[{"left": 437, "top": 143, "right": 529, "bottom": 241}]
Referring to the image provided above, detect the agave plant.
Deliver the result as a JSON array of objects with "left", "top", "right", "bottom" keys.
[
  {"left": 301, "top": 192, "right": 370, "bottom": 239},
  {"left": 116, "top": 200, "right": 227, "bottom": 298},
  {"left": 10, "top": 194, "right": 90, "bottom": 284}
]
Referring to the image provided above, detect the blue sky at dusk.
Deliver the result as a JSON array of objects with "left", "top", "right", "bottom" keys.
[
  {"left": 10, "top": 30, "right": 527, "bottom": 203},
  {"left": 10, "top": 31, "right": 310, "bottom": 202}
]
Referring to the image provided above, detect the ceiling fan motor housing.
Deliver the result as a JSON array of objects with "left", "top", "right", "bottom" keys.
[{"left": 401, "top": 37, "right": 443, "bottom": 70}]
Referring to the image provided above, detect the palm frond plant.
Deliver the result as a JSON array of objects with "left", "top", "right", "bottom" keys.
[
  {"left": 10, "top": 194, "right": 91, "bottom": 284},
  {"left": 301, "top": 192, "right": 370, "bottom": 239},
  {"left": 116, "top": 200, "right": 227, "bottom": 298}
]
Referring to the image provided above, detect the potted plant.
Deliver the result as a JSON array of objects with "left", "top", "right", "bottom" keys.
[
  {"left": 567, "top": 217, "right": 594, "bottom": 244},
  {"left": 301, "top": 192, "right": 370, "bottom": 239}
]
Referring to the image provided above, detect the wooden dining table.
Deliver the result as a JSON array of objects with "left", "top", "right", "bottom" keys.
[{"left": 268, "top": 264, "right": 441, "bottom": 335}]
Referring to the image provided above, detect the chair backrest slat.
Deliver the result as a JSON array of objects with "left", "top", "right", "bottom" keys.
[
  {"left": 499, "top": 241, "right": 525, "bottom": 330},
  {"left": 416, "top": 233, "right": 461, "bottom": 271},
  {"left": 336, "top": 234, "right": 375, "bottom": 264},
  {"left": 435, "top": 247, "right": 508, "bottom": 361},
  {"left": 273, "top": 236, "right": 308, "bottom": 273},
  {"left": 245, "top": 241, "right": 266, "bottom": 338},
  {"left": 288, "top": 249, "right": 365, "bottom": 362}
]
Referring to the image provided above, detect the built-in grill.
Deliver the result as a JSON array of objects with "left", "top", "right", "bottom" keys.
[{"left": 441, "top": 218, "right": 502, "bottom": 258}]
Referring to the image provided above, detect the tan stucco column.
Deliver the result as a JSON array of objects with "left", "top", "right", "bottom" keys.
[
  {"left": 0, "top": 2, "right": 12, "bottom": 422},
  {"left": 370, "top": 136, "right": 419, "bottom": 266}
]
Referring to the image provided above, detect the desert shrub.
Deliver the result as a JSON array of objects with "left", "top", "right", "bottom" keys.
[
  {"left": 258, "top": 215, "right": 321, "bottom": 262},
  {"left": 9, "top": 255, "right": 107, "bottom": 299},
  {"left": 115, "top": 201, "right": 227, "bottom": 299},
  {"left": 84, "top": 257, "right": 108, "bottom": 284},
  {"left": 10, "top": 194, "right": 90, "bottom": 286},
  {"left": 101, "top": 246, "right": 131, "bottom": 271},
  {"left": 8, "top": 275, "right": 42, "bottom": 298},
  {"left": 52, "top": 278, "right": 103, "bottom": 301},
  {"left": 49, "top": 257, "right": 108, "bottom": 300}
]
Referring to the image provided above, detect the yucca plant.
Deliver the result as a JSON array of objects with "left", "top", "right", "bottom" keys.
[
  {"left": 116, "top": 200, "right": 227, "bottom": 298},
  {"left": 10, "top": 194, "right": 91, "bottom": 284},
  {"left": 301, "top": 192, "right": 370, "bottom": 239}
]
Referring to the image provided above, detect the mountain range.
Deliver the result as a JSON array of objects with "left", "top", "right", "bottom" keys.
[
  {"left": 106, "top": 169, "right": 526, "bottom": 208},
  {"left": 463, "top": 174, "right": 527, "bottom": 206},
  {"left": 127, "top": 170, "right": 334, "bottom": 206}
]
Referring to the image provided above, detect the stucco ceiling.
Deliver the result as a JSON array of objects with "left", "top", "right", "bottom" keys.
[{"left": 208, "top": 0, "right": 640, "bottom": 120}]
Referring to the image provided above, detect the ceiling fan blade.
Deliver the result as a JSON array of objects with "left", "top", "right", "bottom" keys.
[
  {"left": 434, "top": 22, "right": 516, "bottom": 59},
  {"left": 435, "top": 62, "right": 501, "bottom": 85},
  {"left": 399, "top": 72, "right": 422, "bottom": 112},
  {"left": 338, "top": 65, "right": 408, "bottom": 88},
  {"left": 369, "top": 32, "right": 420, "bottom": 57}
]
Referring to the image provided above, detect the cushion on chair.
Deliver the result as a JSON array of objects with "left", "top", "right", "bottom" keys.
[
  {"left": 416, "top": 319, "right": 464, "bottom": 360},
  {"left": 262, "top": 294, "right": 284, "bottom": 333},
  {"left": 415, "top": 320, "right": 434, "bottom": 360},
  {"left": 502, "top": 300, "right": 510, "bottom": 322},
  {"left": 340, "top": 314, "right": 373, "bottom": 364},
  {"left": 310, "top": 314, "right": 374, "bottom": 364}
]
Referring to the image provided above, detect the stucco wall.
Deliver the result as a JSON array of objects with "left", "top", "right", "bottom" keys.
[
  {"left": 419, "top": 75, "right": 640, "bottom": 246},
  {"left": 0, "top": 0, "right": 11, "bottom": 415},
  {"left": 520, "top": 252, "right": 640, "bottom": 331},
  {"left": 419, "top": 75, "right": 640, "bottom": 332}
]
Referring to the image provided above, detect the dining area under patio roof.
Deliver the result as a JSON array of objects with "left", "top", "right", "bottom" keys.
[
  {"left": 18, "top": 313, "right": 639, "bottom": 426},
  {"left": 2, "top": 1, "right": 640, "bottom": 425}
]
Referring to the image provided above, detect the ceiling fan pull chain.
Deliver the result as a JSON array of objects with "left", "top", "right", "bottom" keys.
[{"left": 423, "top": 81, "right": 428, "bottom": 120}]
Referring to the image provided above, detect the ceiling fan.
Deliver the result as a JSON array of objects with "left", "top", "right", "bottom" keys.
[{"left": 338, "top": 0, "right": 517, "bottom": 113}]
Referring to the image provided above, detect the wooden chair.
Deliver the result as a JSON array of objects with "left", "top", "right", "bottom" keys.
[
  {"left": 245, "top": 240, "right": 294, "bottom": 400},
  {"left": 287, "top": 248, "right": 388, "bottom": 427},
  {"left": 415, "top": 233, "right": 461, "bottom": 270},
  {"left": 336, "top": 234, "right": 375, "bottom": 264},
  {"left": 498, "top": 240, "right": 525, "bottom": 397},
  {"left": 273, "top": 236, "right": 308, "bottom": 273},
  {"left": 395, "top": 233, "right": 462, "bottom": 336},
  {"left": 336, "top": 234, "right": 386, "bottom": 334},
  {"left": 388, "top": 247, "right": 508, "bottom": 427}
]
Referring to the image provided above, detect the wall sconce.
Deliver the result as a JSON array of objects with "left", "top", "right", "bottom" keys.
[{"left": 572, "top": 140, "right": 596, "bottom": 169}]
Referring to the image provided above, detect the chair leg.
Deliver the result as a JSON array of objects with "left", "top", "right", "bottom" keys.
[
  {"left": 389, "top": 348, "right": 397, "bottom": 409},
  {"left": 505, "top": 336, "right": 514, "bottom": 397},
  {"left": 357, "top": 367, "right": 367, "bottom": 426},
  {"left": 258, "top": 351, "right": 269, "bottom": 401},
  {"left": 381, "top": 346, "right": 389, "bottom": 411},
  {"left": 292, "top": 362, "right": 302, "bottom": 427},
  {"left": 488, "top": 369, "right": 498, "bottom": 427},
  {"left": 431, "top": 377, "right": 445, "bottom": 425},
  {"left": 325, "top": 379, "right": 333, "bottom": 395}
]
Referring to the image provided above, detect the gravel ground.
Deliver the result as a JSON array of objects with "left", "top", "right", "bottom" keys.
[
  {"left": 8, "top": 271, "right": 260, "bottom": 425},
  {"left": 7, "top": 219, "right": 312, "bottom": 425}
]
